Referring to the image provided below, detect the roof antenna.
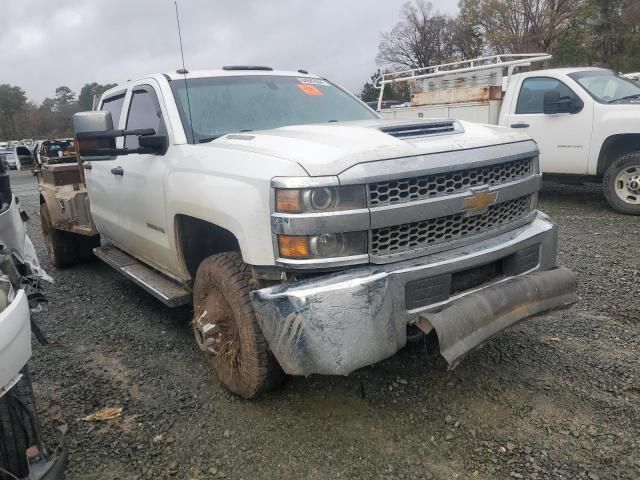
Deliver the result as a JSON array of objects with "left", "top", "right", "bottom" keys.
[{"left": 174, "top": 1, "right": 195, "bottom": 143}]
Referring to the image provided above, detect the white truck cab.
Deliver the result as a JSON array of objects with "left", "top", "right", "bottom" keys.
[
  {"left": 377, "top": 55, "right": 640, "bottom": 214},
  {"left": 38, "top": 66, "right": 576, "bottom": 398}
]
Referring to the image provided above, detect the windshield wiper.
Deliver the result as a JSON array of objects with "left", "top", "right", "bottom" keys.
[{"left": 609, "top": 94, "right": 640, "bottom": 104}]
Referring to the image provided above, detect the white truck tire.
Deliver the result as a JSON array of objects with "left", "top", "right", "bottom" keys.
[{"left": 603, "top": 152, "right": 640, "bottom": 215}]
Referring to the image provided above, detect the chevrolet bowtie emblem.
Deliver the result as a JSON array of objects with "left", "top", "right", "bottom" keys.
[{"left": 464, "top": 189, "right": 498, "bottom": 213}]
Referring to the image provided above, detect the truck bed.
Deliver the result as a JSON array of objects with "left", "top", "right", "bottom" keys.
[{"left": 379, "top": 99, "right": 502, "bottom": 125}]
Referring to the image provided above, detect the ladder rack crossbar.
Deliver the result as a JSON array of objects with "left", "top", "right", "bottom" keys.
[{"left": 374, "top": 54, "right": 551, "bottom": 88}]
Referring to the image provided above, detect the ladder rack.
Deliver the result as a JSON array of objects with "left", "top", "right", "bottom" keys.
[{"left": 374, "top": 53, "right": 551, "bottom": 110}]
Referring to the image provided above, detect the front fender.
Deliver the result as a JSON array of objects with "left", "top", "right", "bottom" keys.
[
  {"left": 591, "top": 105, "right": 640, "bottom": 175},
  {"left": 165, "top": 146, "right": 308, "bottom": 269}
]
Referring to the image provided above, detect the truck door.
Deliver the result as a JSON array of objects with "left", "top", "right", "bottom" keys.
[
  {"left": 505, "top": 76, "right": 593, "bottom": 174},
  {"left": 86, "top": 91, "right": 128, "bottom": 243},
  {"left": 113, "top": 83, "right": 174, "bottom": 272}
]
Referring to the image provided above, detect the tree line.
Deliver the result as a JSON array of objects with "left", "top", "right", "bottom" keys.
[
  {"left": 0, "top": 82, "right": 116, "bottom": 141},
  {"left": 3, "top": 0, "right": 638, "bottom": 137},
  {"left": 362, "top": 0, "right": 640, "bottom": 101}
]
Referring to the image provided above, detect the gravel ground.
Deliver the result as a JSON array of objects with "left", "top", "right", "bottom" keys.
[{"left": 9, "top": 171, "right": 639, "bottom": 480}]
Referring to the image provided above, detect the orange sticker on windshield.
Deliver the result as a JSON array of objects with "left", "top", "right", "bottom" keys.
[{"left": 297, "top": 84, "right": 323, "bottom": 96}]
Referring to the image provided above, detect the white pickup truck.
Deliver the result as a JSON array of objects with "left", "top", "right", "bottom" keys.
[
  {"left": 377, "top": 54, "right": 640, "bottom": 215},
  {"left": 38, "top": 66, "right": 576, "bottom": 398}
]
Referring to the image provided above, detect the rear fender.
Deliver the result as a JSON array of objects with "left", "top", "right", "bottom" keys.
[{"left": 39, "top": 185, "right": 97, "bottom": 235}]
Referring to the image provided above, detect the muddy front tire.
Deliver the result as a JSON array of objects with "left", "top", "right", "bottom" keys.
[
  {"left": 40, "top": 203, "right": 99, "bottom": 268},
  {"left": 192, "top": 252, "right": 284, "bottom": 398},
  {"left": 603, "top": 152, "right": 640, "bottom": 215}
]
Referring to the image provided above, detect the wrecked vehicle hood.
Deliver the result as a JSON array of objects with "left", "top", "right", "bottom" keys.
[
  {"left": 202, "top": 119, "right": 533, "bottom": 176},
  {"left": 0, "top": 197, "right": 51, "bottom": 283}
]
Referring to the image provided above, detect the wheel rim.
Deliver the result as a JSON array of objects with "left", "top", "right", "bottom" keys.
[
  {"left": 193, "top": 289, "right": 242, "bottom": 372},
  {"left": 614, "top": 166, "right": 640, "bottom": 205}
]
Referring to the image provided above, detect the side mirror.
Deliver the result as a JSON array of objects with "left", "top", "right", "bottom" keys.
[
  {"left": 74, "top": 111, "right": 168, "bottom": 160},
  {"left": 138, "top": 135, "right": 169, "bottom": 154},
  {"left": 74, "top": 111, "right": 117, "bottom": 161},
  {"left": 543, "top": 91, "right": 582, "bottom": 115}
]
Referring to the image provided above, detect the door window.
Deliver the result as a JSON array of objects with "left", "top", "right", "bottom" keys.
[
  {"left": 515, "top": 78, "right": 579, "bottom": 114},
  {"left": 100, "top": 93, "right": 126, "bottom": 127},
  {"left": 124, "top": 87, "right": 164, "bottom": 148}
]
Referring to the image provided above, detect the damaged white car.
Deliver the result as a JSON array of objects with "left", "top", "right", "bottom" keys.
[{"left": 0, "top": 162, "right": 64, "bottom": 480}]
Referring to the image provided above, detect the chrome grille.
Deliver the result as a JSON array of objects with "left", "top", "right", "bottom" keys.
[
  {"left": 371, "top": 195, "right": 532, "bottom": 255},
  {"left": 368, "top": 158, "right": 533, "bottom": 207}
]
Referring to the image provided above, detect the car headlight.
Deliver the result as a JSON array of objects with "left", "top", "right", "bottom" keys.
[
  {"left": 278, "top": 232, "right": 367, "bottom": 259},
  {"left": 275, "top": 186, "right": 366, "bottom": 213}
]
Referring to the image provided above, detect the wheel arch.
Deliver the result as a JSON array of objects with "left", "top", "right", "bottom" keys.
[
  {"left": 175, "top": 214, "right": 242, "bottom": 279},
  {"left": 39, "top": 190, "right": 58, "bottom": 222},
  {"left": 596, "top": 134, "right": 640, "bottom": 177}
]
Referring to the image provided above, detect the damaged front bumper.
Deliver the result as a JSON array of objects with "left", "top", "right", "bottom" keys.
[
  {"left": 250, "top": 213, "right": 577, "bottom": 376},
  {"left": 0, "top": 290, "right": 31, "bottom": 392},
  {"left": 27, "top": 446, "right": 66, "bottom": 480}
]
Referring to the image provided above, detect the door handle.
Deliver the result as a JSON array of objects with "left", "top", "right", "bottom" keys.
[
  {"left": 83, "top": 162, "right": 92, "bottom": 170},
  {"left": 110, "top": 166, "right": 124, "bottom": 176},
  {"left": 510, "top": 123, "right": 530, "bottom": 129}
]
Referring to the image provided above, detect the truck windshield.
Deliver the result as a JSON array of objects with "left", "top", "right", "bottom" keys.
[
  {"left": 170, "top": 75, "right": 377, "bottom": 143},
  {"left": 569, "top": 70, "right": 640, "bottom": 104}
]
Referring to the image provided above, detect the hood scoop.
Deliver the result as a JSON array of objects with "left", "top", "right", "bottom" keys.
[{"left": 379, "top": 120, "right": 462, "bottom": 139}]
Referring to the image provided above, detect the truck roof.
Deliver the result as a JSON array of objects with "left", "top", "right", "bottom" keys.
[
  {"left": 526, "top": 66, "right": 609, "bottom": 76},
  {"left": 100, "top": 67, "right": 325, "bottom": 101},
  {"left": 163, "top": 67, "right": 320, "bottom": 82}
]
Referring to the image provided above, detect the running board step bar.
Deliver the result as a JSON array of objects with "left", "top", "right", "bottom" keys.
[{"left": 94, "top": 246, "right": 191, "bottom": 307}]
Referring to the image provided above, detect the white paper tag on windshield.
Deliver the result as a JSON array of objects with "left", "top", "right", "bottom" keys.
[{"left": 297, "top": 77, "right": 329, "bottom": 86}]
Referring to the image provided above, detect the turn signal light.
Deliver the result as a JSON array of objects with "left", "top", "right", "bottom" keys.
[
  {"left": 278, "top": 235, "right": 309, "bottom": 258},
  {"left": 275, "top": 186, "right": 366, "bottom": 213},
  {"left": 276, "top": 190, "right": 302, "bottom": 213}
]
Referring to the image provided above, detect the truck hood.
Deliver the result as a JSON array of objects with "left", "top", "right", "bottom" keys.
[{"left": 200, "top": 119, "right": 533, "bottom": 177}]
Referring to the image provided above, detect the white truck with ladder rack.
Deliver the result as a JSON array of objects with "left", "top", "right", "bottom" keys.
[{"left": 375, "top": 54, "right": 640, "bottom": 214}]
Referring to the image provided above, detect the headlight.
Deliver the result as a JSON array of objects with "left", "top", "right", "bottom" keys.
[
  {"left": 278, "top": 232, "right": 367, "bottom": 259},
  {"left": 275, "top": 186, "right": 366, "bottom": 213}
]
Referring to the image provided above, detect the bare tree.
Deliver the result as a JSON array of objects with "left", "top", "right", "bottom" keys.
[
  {"left": 376, "top": 1, "right": 458, "bottom": 70},
  {"left": 452, "top": 0, "right": 486, "bottom": 59},
  {"left": 459, "top": 0, "right": 580, "bottom": 53},
  {"left": 525, "top": 0, "right": 580, "bottom": 51},
  {"left": 369, "top": 0, "right": 640, "bottom": 90}
]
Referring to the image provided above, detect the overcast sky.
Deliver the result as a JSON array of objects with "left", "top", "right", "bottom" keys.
[{"left": 1, "top": 0, "right": 457, "bottom": 103}]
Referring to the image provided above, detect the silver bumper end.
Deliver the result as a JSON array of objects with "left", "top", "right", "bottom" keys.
[
  {"left": 250, "top": 213, "right": 577, "bottom": 376},
  {"left": 419, "top": 266, "right": 576, "bottom": 369}
]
